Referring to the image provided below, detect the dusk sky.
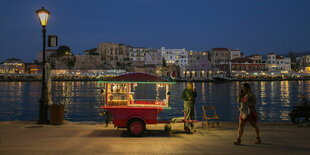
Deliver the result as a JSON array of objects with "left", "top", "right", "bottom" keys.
[{"left": 1, "top": 0, "right": 310, "bottom": 62}]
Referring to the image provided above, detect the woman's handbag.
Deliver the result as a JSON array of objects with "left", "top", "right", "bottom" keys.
[
  {"left": 239, "top": 102, "right": 250, "bottom": 119},
  {"left": 239, "top": 95, "right": 250, "bottom": 119}
]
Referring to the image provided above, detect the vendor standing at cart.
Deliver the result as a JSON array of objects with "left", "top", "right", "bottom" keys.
[{"left": 181, "top": 82, "right": 197, "bottom": 128}]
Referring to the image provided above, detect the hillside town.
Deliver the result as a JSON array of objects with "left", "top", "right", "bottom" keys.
[{"left": 1, "top": 42, "right": 310, "bottom": 81}]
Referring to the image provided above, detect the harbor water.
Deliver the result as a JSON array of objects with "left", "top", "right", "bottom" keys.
[{"left": 0, "top": 81, "right": 309, "bottom": 122}]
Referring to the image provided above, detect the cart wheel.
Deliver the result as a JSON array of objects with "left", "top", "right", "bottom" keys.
[
  {"left": 127, "top": 118, "right": 145, "bottom": 137},
  {"left": 185, "top": 126, "right": 190, "bottom": 134}
]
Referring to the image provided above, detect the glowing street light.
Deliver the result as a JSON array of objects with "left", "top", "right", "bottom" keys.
[
  {"left": 36, "top": 7, "right": 50, "bottom": 124},
  {"left": 36, "top": 7, "right": 50, "bottom": 27}
]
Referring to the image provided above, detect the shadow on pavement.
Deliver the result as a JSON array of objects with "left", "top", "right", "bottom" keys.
[
  {"left": 87, "top": 130, "right": 184, "bottom": 138},
  {"left": 87, "top": 130, "right": 122, "bottom": 137}
]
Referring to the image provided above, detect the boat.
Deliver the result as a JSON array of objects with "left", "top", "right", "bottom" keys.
[{"left": 213, "top": 74, "right": 234, "bottom": 82}]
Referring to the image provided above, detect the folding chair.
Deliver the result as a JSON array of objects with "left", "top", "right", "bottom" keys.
[{"left": 202, "top": 106, "right": 220, "bottom": 130}]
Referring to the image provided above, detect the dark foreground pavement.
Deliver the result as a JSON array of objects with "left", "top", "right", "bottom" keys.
[{"left": 0, "top": 121, "right": 310, "bottom": 155}]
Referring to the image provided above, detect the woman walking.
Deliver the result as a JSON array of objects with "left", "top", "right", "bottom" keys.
[{"left": 234, "top": 83, "right": 261, "bottom": 145}]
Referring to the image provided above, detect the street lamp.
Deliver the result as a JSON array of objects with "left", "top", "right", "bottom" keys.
[{"left": 36, "top": 7, "right": 50, "bottom": 124}]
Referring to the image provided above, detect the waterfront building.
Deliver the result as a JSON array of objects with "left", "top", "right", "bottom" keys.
[
  {"left": 36, "top": 49, "right": 57, "bottom": 63},
  {"left": 300, "top": 55, "right": 310, "bottom": 72},
  {"left": 159, "top": 47, "right": 188, "bottom": 66},
  {"left": 145, "top": 49, "right": 162, "bottom": 65},
  {"left": 127, "top": 46, "right": 146, "bottom": 67},
  {"left": 266, "top": 52, "right": 291, "bottom": 71},
  {"left": 49, "top": 55, "right": 110, "bottom": 70},
  {"left": 216, "top": 57, "right": 267, "bottom": 72},
  {"left": 210, "top": 48, "right": 230, "bottom": 65},
  {"left": 50, "top": 69, "right": 126, "bottom": 77},
  {"left": 130, "top": 64, "right": 158, "bottom": 75},
  {"left": 155, "top": 65, "right": 179, "bottom": 77},
  {"left": 0, "top": 58, "right": 25, "bottom": 74},
  {"left": 230, "top": 49, "right": 241, "bottom": 60},
  {"left": 24, "top": 63, "right": 42, "bottom": 74},
  {"left": 73, "top": 55, "right": 104, "bottom": 69},
  {"left": 188, "top": 50, "right": 208, "bottom": 66},
  {"left": 181, "top": 58, "right": 214, "bottom": 80},
  {"left": 248, "top": 54, "right": 263, "bottom": 63},
  {"left": 231, "top": 57, "right": 267, "bottom": 71},
  {"left": 97, "top": 42, "right": 128, "bottom": 69}
]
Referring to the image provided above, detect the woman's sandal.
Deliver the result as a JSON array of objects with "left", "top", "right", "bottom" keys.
[
  {"left": 234, "top": 138, "right": 241, "bottom": 145},
  {"left": 255, "top": 137, "right": 262, "bottom": 144}
]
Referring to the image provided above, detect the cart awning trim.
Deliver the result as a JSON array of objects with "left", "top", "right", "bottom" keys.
[{"left": 98, "top": 72, "right": 176, "bottom": 84}]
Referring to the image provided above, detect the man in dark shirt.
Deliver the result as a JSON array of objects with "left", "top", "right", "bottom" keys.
[{"left": 181, "top": 83, "right": 197, "bottom": 128}]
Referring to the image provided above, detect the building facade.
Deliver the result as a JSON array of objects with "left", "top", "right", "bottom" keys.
[
  {"left": 127, "top": 47, "right": 146, "bottom": 67},
  {"left": 181, "top": 58, "right": 214, "bottom": 80},
  {"left": 160, "top": 47, "right": 188, "bottom": 66},
  {"left": 188, "top": 51, "right": 208, "bottom": 66},
  {"left": 210, "top": 48, "right": 230, "bottom": 65},
  {"left": 231, "top": 57, "right": 267, "bottom": 71},
  {"left": 215, "top": 57, "right": 267, "bottom": 72},
  {"left": 0, "top": 58, "right": 25, "bottom": 74},
  {"left": 300, "top": 55, "right": 310, "bottom": 72},
  {"left": 145, "top": 49, "right": 162, "bottom": 65},
  {"left": 248, "top": 54, "right": 263, "bottom": 63},
  {"left": 230, "top": 49, "right": 241, "bottom": 60},
  {"left": 266, "top": 52, "right": 291, "bottom": 71},
  {"left": 25, "top": 63, "right": 42, "bottom": 74},
  {"left": 97, "top": 42, "right": 128, "bottom": 69}
]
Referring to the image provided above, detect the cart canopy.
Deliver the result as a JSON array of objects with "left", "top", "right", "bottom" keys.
[{"left": 100, "top": 72, "right": 176, "bottom": 84}]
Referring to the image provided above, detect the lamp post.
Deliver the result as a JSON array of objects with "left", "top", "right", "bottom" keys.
[{"left": 36, "top": 7, "right": 50, "bottom": 124}]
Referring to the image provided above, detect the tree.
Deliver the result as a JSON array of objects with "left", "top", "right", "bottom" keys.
[
  {"left": 116, "top": 61, "right": 121, "bottom": 67},
  {"left": 241, "top": 52, "right": 245, "bottom": 58},
  {"left": 50, "top": 52, "right": 58, "bottom": 57},
  {"left": 50, "top": 61, "right": 56, "bottom": 69},
  {"left": 288, "top": 51, "right": 295, "bottom": 61},
  {"left": 57, "top": 45, "right": 73, "bottom": 57},
  {"left": 162, "top": 58, "right": 167, "bottom": 67},
  {"left": 288, "top": 51, "right": 298, "bottom": 71},
  {"left": 67, "top": 57, "right": 76, "bottom": 69}
]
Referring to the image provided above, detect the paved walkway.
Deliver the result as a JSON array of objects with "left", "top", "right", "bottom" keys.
[{"left": 0, "top": 121, "right": 310, "bottom": 154}]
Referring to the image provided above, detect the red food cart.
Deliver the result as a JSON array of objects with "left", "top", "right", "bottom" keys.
[{"left": 100, "top": 73, "right": 175, "bottom": 136}]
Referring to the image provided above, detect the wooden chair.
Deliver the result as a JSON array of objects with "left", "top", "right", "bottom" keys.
[{"left": 202, "top": 106, "right": 220, "bottom": 130}]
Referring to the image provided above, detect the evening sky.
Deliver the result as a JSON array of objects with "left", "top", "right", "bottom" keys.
[{"left": 0, "top": 0, "right": 310, "bottom": 62}]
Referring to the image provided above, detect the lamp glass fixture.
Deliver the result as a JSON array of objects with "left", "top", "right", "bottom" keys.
[{"left": 36, "top": 7, "right": 50, "bottom": 26}]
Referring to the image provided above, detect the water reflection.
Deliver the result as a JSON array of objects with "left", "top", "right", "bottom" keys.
[
  {"left": 0, "top": 81, "right": 307, "bottom": 122},
  {"left": 201, "top": 82, "right": 206, "bottom": 103}
]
